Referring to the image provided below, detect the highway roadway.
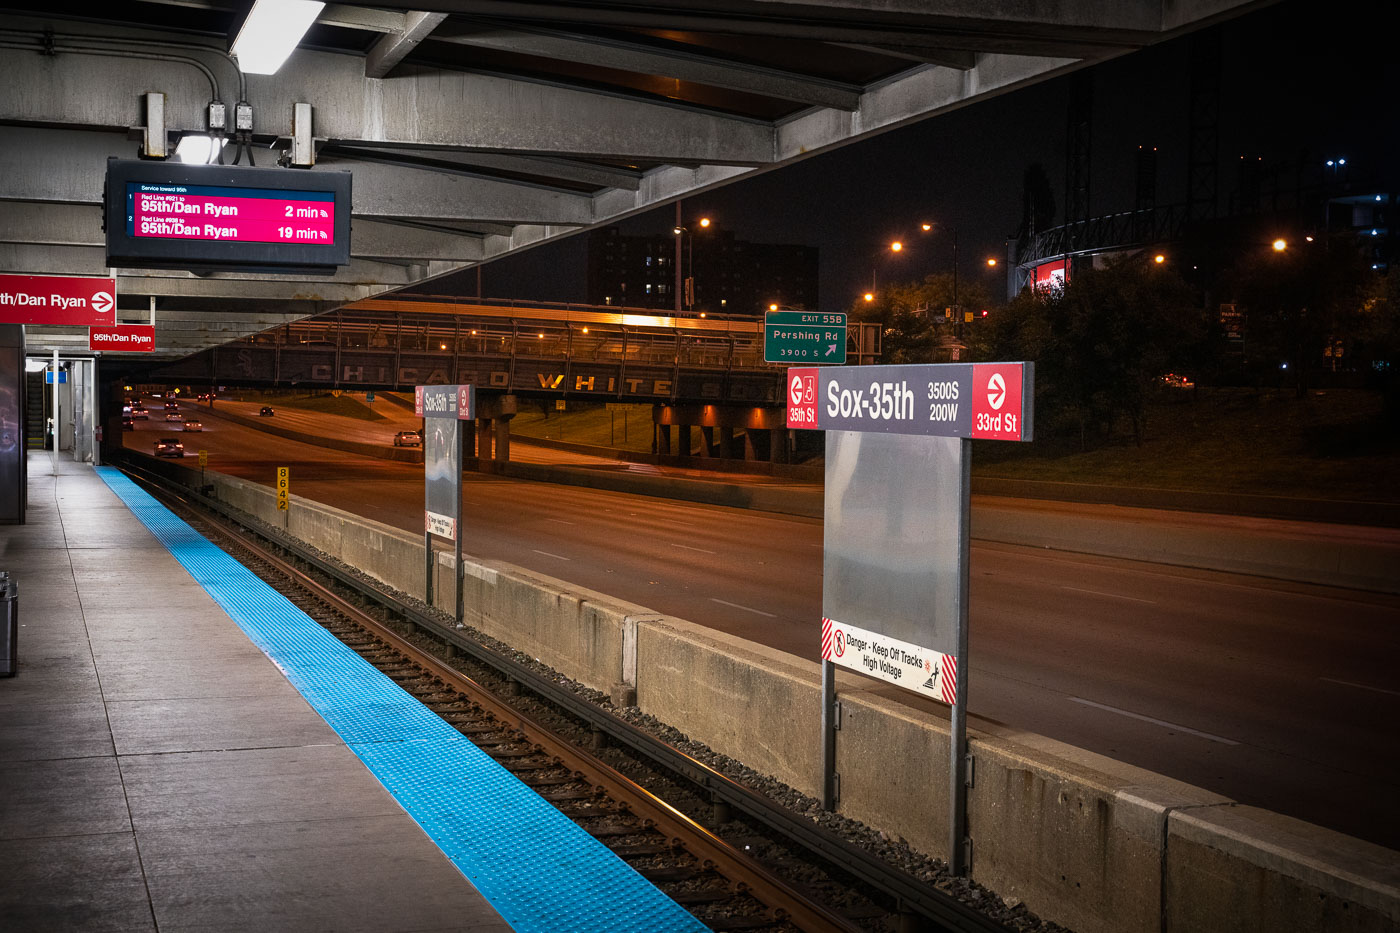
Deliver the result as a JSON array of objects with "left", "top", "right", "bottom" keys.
[{"left": 124, "top": 401, "right": 1400, "bottom": 849}]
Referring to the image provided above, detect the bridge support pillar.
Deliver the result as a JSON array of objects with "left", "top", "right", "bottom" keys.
[
  {"left": 720, "top": 426, "right": 736, "bottom": 459},
  {"left": 678, "top": 424, "right": 693, "bottom": 457},
  {"left": 772, "top": 428, "right": 792, "bottom": 464},
  {"left": 494, "top": 412, "right": 512, "bottom": 462},
  {"left": 476, "top": 416, "right": 493, "bottom": 461},
  {"left": 656, "top": 423, "right": 672, "bottom": 456}
]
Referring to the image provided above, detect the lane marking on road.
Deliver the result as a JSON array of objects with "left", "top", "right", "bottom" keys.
[
  {"left": 710, "top": 598, "right": 776, "bottom": 618},
  {"left": 532, "top": 549, "right": 572, "bottom": 561},
  {"left": 1058, "top": 585, "right": 1157, "bottom": 604},
  {"left": 546, "top": 519, "right": 576, "bottom": 526},
  {"left": 1320, "top": 677, "right": 1400, "bottom": 697},
  {"left": 1069, "top": 697, "right": 1239, "bottom": 745},
  {"left": 670, "top": 543, "right": 716, "bottom": 554}
]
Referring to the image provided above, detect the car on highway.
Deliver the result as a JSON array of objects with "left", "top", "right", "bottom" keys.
[
  {"left": 154, "top": 437, "right": 184, "bottom": 458},
  {"left": 259, "top": 406, "right": 275, "bottom": 417},
  {"left": 182, "top": 420, "right": 203, "bottom": 432},
  {"left": 165, "top": 412, "right": 183, "bottom": 422},
  {"left": 122, "top": 417, "right": 134, "bottom": 431},
  {"left": 130, "top": 406, "right": 149, "bottom": 420},
  {"left": 165, "top": 401, "right": 180, "bottom": 411},
  {"left": 393, "top": 430, "right": 423, "bottom": 447}
]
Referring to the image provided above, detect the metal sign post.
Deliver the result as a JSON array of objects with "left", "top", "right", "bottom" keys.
[
  {"left": 417, "top": 384, "right": 475, "bottom": 616},
  {"left": 50, "top": 350, "right": 58, "bottom": 475},
  {"left": 790, "top": 362, "right": 1033, "bottom": 877}
]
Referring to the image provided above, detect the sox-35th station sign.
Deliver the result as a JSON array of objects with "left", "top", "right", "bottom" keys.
[{"left": 788, "top": 361, "right": 1033, "bottom": 877}]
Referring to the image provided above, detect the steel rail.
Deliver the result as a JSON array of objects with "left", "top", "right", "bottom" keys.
[
  {"left": 129, "top": 467, "right": 861, "bottom": 933},
  {"left": 119, "top": 457, "right": 1017, "bottom": 933}
]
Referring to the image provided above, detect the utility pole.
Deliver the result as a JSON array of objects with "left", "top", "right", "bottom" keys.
[
  {"left": 674, "top": 201, "right": 683, "bottom": 314},
  {"left": 953, "top": 229, "right": 961, "bottom": 338}
]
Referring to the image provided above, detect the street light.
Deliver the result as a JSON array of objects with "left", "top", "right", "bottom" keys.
[
  {"left": 868, "top": 240, "right": 908, "bottom": 292},
  {"left": 916, "top": 221, "right": 963, "bottom": 336},
  {"left": 672, "top": 213, "right": 712, "bottom": 313},
  {"left": 1273, "top": 238, "right": 1288, "bottom": 252}
]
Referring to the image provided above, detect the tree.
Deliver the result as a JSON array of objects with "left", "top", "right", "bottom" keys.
[
  {"left": 969, "top": 256, "right": 1205, "bottom": 447},
  {"left": 1223, "top": 236, "right": 1375, "bottom": 396},
  {"left": 849, "top": 273, "right": 994, "bottom": 363}
]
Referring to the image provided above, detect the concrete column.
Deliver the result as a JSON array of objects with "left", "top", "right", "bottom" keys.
[
  {"left": 720, "top": 426, "right": 735, "bottom": 459},
  {"left": 771, "top": 428, "right": 791, "bottom": 464},
  {"left": 494, "top": 413, "right": 512, "bottom": 462},
  {"left": 476, "top": 417, "right": 493, "bottom": 461},
  {"left": 698, "top": 425, "right": 715, "bottom": 458},
  {"left": 678, "top": 424, "right": 693, "bottom": 458},
  {"left": 657, "top": 424, "right": 671, "bottom": 456},
  {"left": 743, "top": 429, "right": 758, "bottom": 461}
]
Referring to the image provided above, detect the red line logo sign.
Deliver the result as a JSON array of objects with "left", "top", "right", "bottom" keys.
[
  {"left": 786, "top": 368, "right": 818, "bottom": 429},
  {"left": 971, "top": 364, "right": 1024, "bottom": 441}
]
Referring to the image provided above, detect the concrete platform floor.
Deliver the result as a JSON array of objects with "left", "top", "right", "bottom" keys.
[{"left": 0, "top": 457, "right": 513, "bottom": 933}]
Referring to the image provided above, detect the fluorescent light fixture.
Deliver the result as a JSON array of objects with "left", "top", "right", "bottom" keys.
[
  {"left": 231, "top": 0, "right": 325, "bottom": 75},
  {"left": 175, "top": 135, "right": 230, "bottom": 164}
]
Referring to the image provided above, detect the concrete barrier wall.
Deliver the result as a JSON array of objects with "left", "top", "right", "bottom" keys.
[{"left": 130, "top": 454, "right": 1399, "bottom": 933}]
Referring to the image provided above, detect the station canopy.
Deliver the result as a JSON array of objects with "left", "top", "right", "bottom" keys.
[{"left": 0, "top": 0, "right": 1263, "bottom": 357}]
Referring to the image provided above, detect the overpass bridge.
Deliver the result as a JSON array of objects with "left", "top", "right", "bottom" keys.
[
  {"left": 111, "top": 296, "right": 882, "bottom": 464},
  {"left": 130, "top": 296, "right": 882, "bottom": 405}
]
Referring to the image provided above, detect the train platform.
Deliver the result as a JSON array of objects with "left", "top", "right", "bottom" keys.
[{"left": 0, "top": 457, "right": 704, "bottom": 933}]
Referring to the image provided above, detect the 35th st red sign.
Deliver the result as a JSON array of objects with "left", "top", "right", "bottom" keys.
[
  {"left": 0, "top": 274, "right": 117, "bottom": 326},
  {"left": 90, "top": 325, "right": 155, "bottom": 353}
]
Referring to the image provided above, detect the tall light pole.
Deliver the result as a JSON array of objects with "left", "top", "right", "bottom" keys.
[
  {"left": 673, "top": 211, "right": 711, "bottom": 313},
  {"left": 674, "top": 202, "right": 683, "bottom": 313},
  {"left": 868, "top": 240, "right": 904, "bottom": 294}
]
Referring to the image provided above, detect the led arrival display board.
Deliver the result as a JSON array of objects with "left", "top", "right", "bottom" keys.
[{"left": 104, "top": 160, "right": 351, "bottom": 274}]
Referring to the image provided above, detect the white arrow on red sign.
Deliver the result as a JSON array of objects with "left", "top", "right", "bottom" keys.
[
  {"left": 987, "top": 372, "right": 1006, "bottom": 410},
  {"left": 90, "top": 291, "right": 114, "bottom": 314}
]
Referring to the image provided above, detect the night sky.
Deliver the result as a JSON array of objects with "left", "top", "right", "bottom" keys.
[{"left": 430, "top": 0, "right": 1395, "bottom": 313}]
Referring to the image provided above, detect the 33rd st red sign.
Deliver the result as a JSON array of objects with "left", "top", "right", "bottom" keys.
[{"left": 0, "top": 274, "right": 117, "bottom": 326}]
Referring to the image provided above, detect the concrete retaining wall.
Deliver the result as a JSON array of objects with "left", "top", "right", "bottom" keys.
[{"left": 128, "top": 453, "right": 1400, "bottom": 933}]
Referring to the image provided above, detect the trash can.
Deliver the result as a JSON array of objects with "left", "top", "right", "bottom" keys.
[{"left": 0, "top": 572, "right": 16, "bottom": 677}]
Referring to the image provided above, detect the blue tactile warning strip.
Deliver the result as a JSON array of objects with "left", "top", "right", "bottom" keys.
[{"left": 96, "top": 468, "right": 709, "bottom": 933}]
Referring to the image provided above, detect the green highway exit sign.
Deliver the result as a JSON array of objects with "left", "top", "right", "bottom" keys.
[{"left": 764, "top": 310, "right": 847, "bottom": 364}]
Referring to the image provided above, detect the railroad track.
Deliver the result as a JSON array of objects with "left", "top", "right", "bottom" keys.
[{"left": 125, "top": 462, "right": 1033, "bottom": 933}]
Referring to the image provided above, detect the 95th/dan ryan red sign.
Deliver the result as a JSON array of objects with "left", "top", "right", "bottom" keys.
[
  {"left": 0, "top": 274, "right": 117, "bottom": 326},
  {"left": 90, "top": 325, "right": 155, "bottom": 353}
]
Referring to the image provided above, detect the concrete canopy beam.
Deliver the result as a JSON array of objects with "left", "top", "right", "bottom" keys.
[
  {"left": 0, "top": 127, "right": 594, "bottom": 227},
  {"left": 776, "top": 53, "right": 1079, "bottom": 164},
  {"left": 364, "top": 11, "right": 448, "bottom": 78},
  {"left": 329, "top": 146, "right": 645, "bottom": 192},
  {"left": 351, "top": 219, "right": 484, "bottom": 262},
  {"left": 429, "top": 23, "right": 863, "bottom": 110},
  {"left": 0, "top": 243, "right": 411, "bottom": 286},
  {"left": 0, "top": 201, "right": 482, "bottom": 264},
  {"left": 253, "top": 48, "right": 774, "bottom": 164},
  {"left": 365, "top": 0, "right": 1158, "bottom": 57}
]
